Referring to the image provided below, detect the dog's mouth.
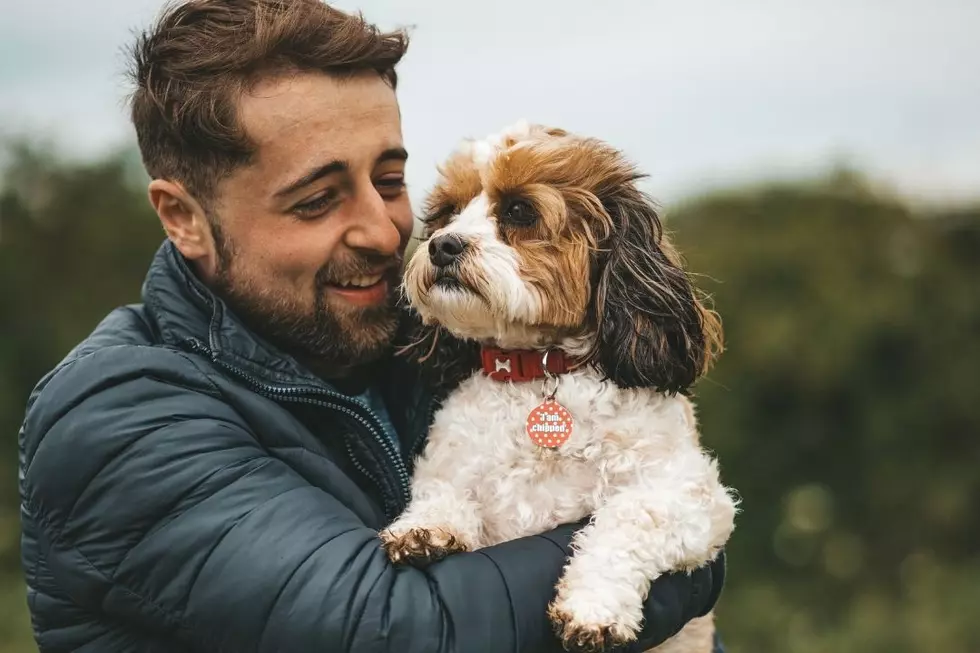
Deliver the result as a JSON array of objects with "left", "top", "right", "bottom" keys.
[
  {"left": 431, "top": 268, "right": 471, "bottom": 293},
  {"left": 426, "top": 267, "right": 492, "bottom": 308}
]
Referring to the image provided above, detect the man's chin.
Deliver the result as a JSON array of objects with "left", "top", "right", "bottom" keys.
[{"left": 328, "top": 306, "right": 401, "bottom": 359}]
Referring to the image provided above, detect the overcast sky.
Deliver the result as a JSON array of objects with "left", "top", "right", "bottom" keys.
[{"left": 1, "top": 0, "right": 978, "bottom": 205}]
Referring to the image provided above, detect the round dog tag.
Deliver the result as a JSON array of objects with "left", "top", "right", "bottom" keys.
[{"left": 525, "top": 399, "right": 574, "bottom": 448}]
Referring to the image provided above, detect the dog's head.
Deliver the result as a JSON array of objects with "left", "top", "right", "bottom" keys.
[{"left": 402, "top": 120, "right": 722, "bottom": 393}]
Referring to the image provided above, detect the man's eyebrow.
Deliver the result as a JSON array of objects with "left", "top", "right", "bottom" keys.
[
  {"left": 273, "top": 148, "right": 408, "bottom": 199},
  {"left": 274, "top": 159, "right": 348, "bottom": 199},
  {"left": 378, "top": 147, "right": 409, "bottom": 164}
]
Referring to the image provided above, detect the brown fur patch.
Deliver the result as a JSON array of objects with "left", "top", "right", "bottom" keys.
[
  {"left": 479, "top": 137, "right": 635, "bottom": 332},
  {"left": 487, "top": 135, "right": 636, "bottom": 195},
  {"left": 548, "top": 603, "right": 635, "bottom": 653},
  {"left": 494, "top": 184, "right": 594, "bottom": 328},
  {"left": 379, "top": 527, "right": 469, "bottom": 567},
  {"left": 421, "top": 148, "right": 483, "bottom": 234}
]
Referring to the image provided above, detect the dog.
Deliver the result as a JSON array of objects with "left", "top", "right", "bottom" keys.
[{"left": 381, "top": 121, "right": 738, "bottom": 653}]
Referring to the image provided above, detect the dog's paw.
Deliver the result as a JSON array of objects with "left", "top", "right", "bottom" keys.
[
  {"left": 379, "top": 527, "right": 469, "bottom": 567},
  {"left": 548, "top": 597, "right": 639, "bottom": 653}
]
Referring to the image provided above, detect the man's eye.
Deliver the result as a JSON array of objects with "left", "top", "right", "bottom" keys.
[
  {"left": 376, "top": 175, "right": 406, "bottom": 197},
  {"left": 292, "top": 189, "right": 339, "bottom": 219}
]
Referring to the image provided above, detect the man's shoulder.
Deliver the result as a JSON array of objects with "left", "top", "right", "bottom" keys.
[
  {"left": 57, "top": 303, "right": 161, "bottom": 365},
  {"left": 23, "top": 305, "right": 222, "bottom": 449}
]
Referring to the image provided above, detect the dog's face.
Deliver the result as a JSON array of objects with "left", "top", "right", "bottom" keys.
[
  {"left": 403, "top": 121, "right": 722, "bottom": 392},
  {"left": 404, "top": 121, "right": 599, "bottom": 345}
]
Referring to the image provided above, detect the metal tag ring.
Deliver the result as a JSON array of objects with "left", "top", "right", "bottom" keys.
[{"left": 541, "top": 350, "right": 559, "bottom": 398}]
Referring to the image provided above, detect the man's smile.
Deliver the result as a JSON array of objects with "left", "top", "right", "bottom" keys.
[{"left": 324, "top": 272, "right": 390, "bottom": 306}]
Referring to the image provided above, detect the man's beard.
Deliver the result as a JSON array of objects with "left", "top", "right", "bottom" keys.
[{"left": 210, "top": 226, "right": 403, "bottom": 377}]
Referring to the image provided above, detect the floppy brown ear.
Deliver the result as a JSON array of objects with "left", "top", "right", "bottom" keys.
[{"left": 587, "top": 182, "right": 722, "bottom": 393}]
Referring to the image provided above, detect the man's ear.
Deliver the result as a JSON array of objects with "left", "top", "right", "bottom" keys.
[{"left": 148, "top": 179, "right": 214, "bottom": 263}]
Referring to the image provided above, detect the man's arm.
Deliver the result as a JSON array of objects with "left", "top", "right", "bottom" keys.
[{"left": 21, "top": 347, "right": 722, "bottom": 652}]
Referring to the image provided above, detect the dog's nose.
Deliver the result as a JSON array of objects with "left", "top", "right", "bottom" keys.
[{"left": 428, "top": 234, "right": 467, "bottom": 268}]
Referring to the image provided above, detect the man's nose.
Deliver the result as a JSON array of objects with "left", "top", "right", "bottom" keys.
[
  {"left": 345, "top": 190, "right": 403, "bottom": 256},
  {"left": 428, "top": 233, "right": 468, "bottom": 268}
]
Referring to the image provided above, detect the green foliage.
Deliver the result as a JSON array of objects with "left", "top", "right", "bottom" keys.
[
  {"left": 669, "top": 174, "right": 980, "bottom": 652},
  {"left": 0, "top": 143, "right": 977, "bottom": 651}
]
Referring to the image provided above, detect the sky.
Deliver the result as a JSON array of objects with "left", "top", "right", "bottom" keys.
[{"left": 1, "top": 0, "right": 978, "bottom": 206}]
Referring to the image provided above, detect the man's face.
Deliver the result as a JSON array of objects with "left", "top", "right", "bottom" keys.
[{"left": 201, "top": 71, "right": 414, "bottom": 375}]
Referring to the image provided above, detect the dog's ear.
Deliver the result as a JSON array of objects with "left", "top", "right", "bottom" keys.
[
  {"left": 587, "top": 182, "right": 722, "bottom": 393},
  {"left": 394, "top": 300, "right": 481, "bottom": 396}
]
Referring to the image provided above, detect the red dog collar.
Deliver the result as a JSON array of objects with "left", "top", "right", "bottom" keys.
[{"left": 480, "top": 347, "right": 573, "bottom": 382}]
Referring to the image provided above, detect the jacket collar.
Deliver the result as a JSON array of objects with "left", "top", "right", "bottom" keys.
[{"left": 141, "top": 240, "right": 352, "bottom": 389}]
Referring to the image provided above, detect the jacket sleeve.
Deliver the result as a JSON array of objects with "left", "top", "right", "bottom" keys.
[{"left": 20, "top": 347, "right": 722, "bottom": 653}]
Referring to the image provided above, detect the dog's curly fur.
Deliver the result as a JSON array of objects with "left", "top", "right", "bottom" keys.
[{"left": 384, "top": 121, "right": 737, "bottom": 653}]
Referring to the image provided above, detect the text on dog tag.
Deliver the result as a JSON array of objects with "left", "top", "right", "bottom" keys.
[{"left": 525, "top": 399, "right": 573, "bottom": 448}]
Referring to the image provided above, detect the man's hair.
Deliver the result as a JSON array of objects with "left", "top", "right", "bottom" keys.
[{"left": 128, "top": 0, "right": 409, "bottom": 207}]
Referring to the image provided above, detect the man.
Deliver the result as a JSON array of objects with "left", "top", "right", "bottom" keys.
[{"left": 18, "top": 1, "right": 727, "bottom": 651}]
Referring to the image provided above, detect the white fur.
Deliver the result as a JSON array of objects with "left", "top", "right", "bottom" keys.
[
  {"left": 466, "top": 119, "right": 534, "bottom": 168},
  {"left": 387, "top": 364, "right": 737, "bottom": 645}
]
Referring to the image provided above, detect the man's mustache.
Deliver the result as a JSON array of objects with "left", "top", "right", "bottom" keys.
[{"left": 316, "top": 253, "right": 403, "bottom": 286}]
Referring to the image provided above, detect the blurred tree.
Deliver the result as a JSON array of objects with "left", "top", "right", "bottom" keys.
[
  {"left": 0, "top": 142, "right": 977, "bottom": 652},
  {"left": 670, "top": 173, "right": 980, "bottom": 653}
]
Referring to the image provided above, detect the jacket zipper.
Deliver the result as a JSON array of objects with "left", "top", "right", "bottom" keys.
[
  {"left": 185, "top": 339, "right": 412, "bottom": 515},
  {"left": 408, "top": 396, "right": 438, "bottom": 464}
]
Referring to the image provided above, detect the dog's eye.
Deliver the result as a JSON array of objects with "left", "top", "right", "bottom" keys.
[
  {"left": 500, "top": 198, "right": 538, "bottom": 226},
  {"left": 422, "top": 205, "right": 457, "bottom": 231}
]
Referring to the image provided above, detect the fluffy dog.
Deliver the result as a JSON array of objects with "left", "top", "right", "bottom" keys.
[{"left": 382, "top": 121, "right": 738, "bottom": 653}]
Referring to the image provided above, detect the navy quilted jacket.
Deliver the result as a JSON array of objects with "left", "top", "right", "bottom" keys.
[{"left": 19, "top": 241, "right": 726, "bottom": 652}]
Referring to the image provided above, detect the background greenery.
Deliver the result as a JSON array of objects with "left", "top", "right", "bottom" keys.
[{"left": 1, "top": 141, "right": 977, "bottom": 652}]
